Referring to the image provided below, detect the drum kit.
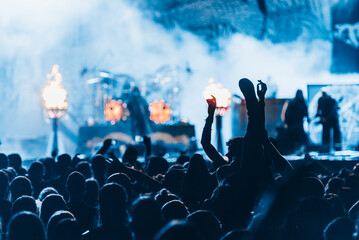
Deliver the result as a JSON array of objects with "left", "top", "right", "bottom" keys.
[
  {"left": 84, "top": 72, "right": 132, "bottom": 125},
  {"left": 84, "top": 65, "right": 185, "bottom": 126}
]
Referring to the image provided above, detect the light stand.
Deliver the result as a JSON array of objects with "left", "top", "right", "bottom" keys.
[
  {"left": 216, "top": 114, "right": 223, "bottom": 155},
  {"left": 42, "top": 65, "right": 68, "bottom": 157}
]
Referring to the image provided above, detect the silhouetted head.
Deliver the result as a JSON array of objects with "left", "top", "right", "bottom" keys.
[
  {"left": 7, "top": 211, "right": 45, "bottom": 240},
  {"left": 131, "top": 196, "right": 163, "bottom": 240},
  {"left": 146, "top": 156, "right": 169, "bottom": 177},
  {"left": 53, "top": 219, "right": 82, "bottom": 240},
  {"left": 10, "top": 176, "right": 32, "bottom": 202},
  {"left": 91, "top": 155, "right": 106, "bottom": 172},
  {"left": 75, "top": 161, "right": 92, "bottom": 179},
  {"left": 107, "top": 173, "right": 133, "bottom": 198},
  {"left": 186, "top": 210, "right": 221, "bottom": 240},
  {"left": 323, "top": 193, "right": 346, "bottom": 219},
  {"left": 66, "top": 171, "right": 86, "bottom": 200},
  {"left": 207, "top": 183, "right": 252, "bottom": 231},
  {"left": 298, "top": 177, "right": 324, "bottom": 199},
  {"left": 295, "top": 90, "right": 304, "bottom": 100},
  {"left": 132, "top": 86, "right": 140, "bottom": 94},
  {"left": 323, "top": 217, "right": 355, "bottom": 240},
  {"left": 91, "top": 155, "right": 107, "bottom": 186},
  {"left": 8, "top": 153, "right": 22, "bottom": 170},
  {"left": 28, "top": 161, "right": 44, "bottom": 178},
  {"left": 226, "top": 137, "right": 244, "bottom": 160},
  {"left": 163, "top": 168, "right": 185, "bottom": 194},
  {"left": 47, "top": 210, "right": 75, "bottom": 240},
  {"left": 187, "top": 154, "right": 209, "bottom": 177},
  {"left": 99, "top": 183, "right": 128, "bottom": 226},
  {"left": 344, "top": 174, "right": 359, "bottom": 194},
  {"left": 155, "top": 189, "right": 179, "bottom": 207},
  {"left": 176, "top": 155, "right": 190, "bottom": 165},
  {"left": 338, "top": 168, "right": 351, "bottom": 178},
  {"left": 40, "top": 194, "right": 68, "bottom": 225},
  {"left": 288, "top": 197, "right": 331, "bottom": 240},
  {"left": 3, "top": 168, "right": 16, "bottom": 182},
  {"left": 154, "top": 220, "right": 203, "bottom": 240},
  {"left": 84, "top": 178, "right": 99, "bottom": 207},
  {"left": 325, "top": 177, "right": 344, "bottom": 194},
  {"left": 42, "top": 157, "right": 56, "bottom": 180},
  {"left": 161, "top": 200, "right": 189, "bottom": 223},
  {"left": 56, "top": 154, "right": 71, "bottom": 175},
  {"left": 0, "top": 153, "right": 8, "bottom": 169},
  {"left": 107, "top": 173, "right": 131, "bottom": 189},
  {"left": 12, "top": 195, "right": 37, "bottom": 216},
  {"left": 122, "top": 146, "right": 139, "bottom": 165},
  {"left": 38, "top": 187, "right": 58, "bottom": 201},
  {"left": 0, "top": 170, "right": 9, "bottom": 199}
]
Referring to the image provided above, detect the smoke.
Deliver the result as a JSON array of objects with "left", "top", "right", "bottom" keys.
[{"left": 0, "top": 0, "right": 357, "bottom": 158}]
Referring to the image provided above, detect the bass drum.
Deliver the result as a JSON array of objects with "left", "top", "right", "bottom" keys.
[{"left": 104, "top": 100, "right": 130, "bottom": 124}]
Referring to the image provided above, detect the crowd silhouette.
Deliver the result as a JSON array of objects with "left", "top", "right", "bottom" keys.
[{"left": 0, "top": 78, "right": 357, "bottom": 240}]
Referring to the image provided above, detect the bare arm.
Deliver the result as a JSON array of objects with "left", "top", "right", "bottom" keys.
[
  {"left": 143, "top": 135, "right": 151, "bottom": 157},
  {"left": 263, "top": 133, "right": 294, "bottom": 179},
  {"left": 95, "top": 139, "right": 112, "bottom": 156},
  {"left": 200, "top": 96, "right": 228, "bottom": 169}
]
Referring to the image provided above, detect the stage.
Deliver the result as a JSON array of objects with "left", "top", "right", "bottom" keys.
[{"left": 77, "top": 122, "right": 197, "bottom": 155}]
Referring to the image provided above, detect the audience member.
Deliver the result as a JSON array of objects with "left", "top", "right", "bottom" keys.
[
  {"left": 130, "top": 196, "right": 163, "bottom": 240},
  {"left": 47, "top": 210, "right": 76, "bottom": 240},
  {"left": 10, "top": 176, "right": 32, "bottom": 202},
  {"left": 7, "top": 211, "right": 45, "bottom": 240},
  {"left": 66, "top": 171, "right": 97, "bottom": 232},
  {"left": 11, "top": 195, "right": 37, "bottom": 216},
  {"left": 83, "top": 183, "right": 132, "bottom": 240},
  {"left": 84, "top": 178, "right": 100, "bottom": 207}
]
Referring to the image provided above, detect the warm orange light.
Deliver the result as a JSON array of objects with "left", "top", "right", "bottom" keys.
[
  {"left": 203, "top": 79, "right": 231, "bottom": 115},
  {"left": 149, "top": 100, "right": 172, "bottom": 124},
  {"left": 42, "top": 65, "right": 68, "bottom": 111},
  {"left": 104, "top": 100, "right": 123, "bottom": 124}
]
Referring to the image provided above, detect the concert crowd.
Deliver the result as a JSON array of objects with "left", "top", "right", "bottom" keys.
[{"left": 0, "top": 79, "right": 357, "bottom": 240}]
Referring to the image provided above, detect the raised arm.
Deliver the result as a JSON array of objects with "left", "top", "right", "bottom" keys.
[
  {"left": 263, "top": 133, "right": 294, "bottom": 179},
  {"left": 258, "top": 81, "right": 293, "bottom": 178},
  {"left": 200, "top": 96, "right": 228, "bottom": 169},
  {"left": 143, "top": 135, "right": 151, "bottom": 157},
  {"left": 95, "top": 139, "right": 112, "bottom": 156}
]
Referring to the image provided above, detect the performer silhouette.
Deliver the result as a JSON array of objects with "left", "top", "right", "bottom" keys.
[
  {"left": 283, "top": 90, "right": 309, "bottom": 153},
  {"left": 126, "top": 87, "right": 152, "bottom": 140},
  {"left": 316, "top": 91, "right": 341, "bottom": 152}
]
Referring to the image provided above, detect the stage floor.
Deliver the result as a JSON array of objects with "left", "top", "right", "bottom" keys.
[{"left": 285, "top": 150, "right": 359, "bottom": 161}]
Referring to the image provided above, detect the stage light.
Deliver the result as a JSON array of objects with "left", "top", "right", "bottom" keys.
[
  {"left": 149, "top": 100, "right": 172, "bottom": 124},
  {"left": 42, "top": 65, "right": 68, "bottom": 118},
  {"left": 42, "top": 65, "right": 68, "bottom": 156},
  {"left": 104, "top": 100, "right": 123, "bottom": 125},
  {"left": 202, "top": 79, "right": 231, "bottom": 116}
]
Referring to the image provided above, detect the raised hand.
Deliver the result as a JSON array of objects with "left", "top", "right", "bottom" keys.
[
  {"left": 143, "top": 135, "right": 151, "bottom": 148},
  {"left": 96, "top": 138, "right": 113, "bottom": 155},
  {"left": 143, "top": 135, "right": 151, "bottom": 157},
  {"left": 108, "top": 152, "right": 126, "bottom": 172},
  {"left": 257, "top": 80, "right": 267, "bottom": 100},
  {"left": 103, "top": 139, "right": 112, "bottom": 148},
  {"left": 206, "top": 95, "right": 217, "bottom": 116}
]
